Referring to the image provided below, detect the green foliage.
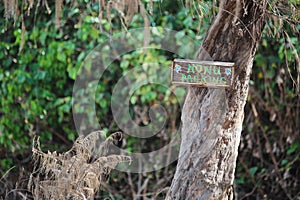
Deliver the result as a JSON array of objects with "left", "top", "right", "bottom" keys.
[
  {"left": 0, "top": 0, "right": 202, "bottom": 169},
  {"left": 236, "top": 22, "right": 300, "bottom": 199},
  {"left": 0, "top": 3, "right": 107, "bottom": 166},
  {"left": 0, "top": 2, "right": 207, "bottom": 198}
]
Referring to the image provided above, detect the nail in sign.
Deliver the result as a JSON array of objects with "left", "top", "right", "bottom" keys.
[{"left": 171, "top": 59, "right": 235, "bottom": 88}]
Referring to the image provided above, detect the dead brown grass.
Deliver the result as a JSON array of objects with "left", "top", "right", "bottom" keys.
[{"left": 28, "top": 131, "right": 131, "bottom": 200}]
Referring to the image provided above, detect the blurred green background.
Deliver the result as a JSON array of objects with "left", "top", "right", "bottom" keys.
[{"left": 0, "top": 0, "right": 299, "bottom": 199}]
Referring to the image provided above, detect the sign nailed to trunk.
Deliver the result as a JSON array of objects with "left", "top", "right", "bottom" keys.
[{"left": 171, "top": 59, "right": 235, "bottom": 88}]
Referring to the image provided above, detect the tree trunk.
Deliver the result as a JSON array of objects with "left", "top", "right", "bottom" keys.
[{"left": 167, "top": 1, "right": 266, "bottom": 199}]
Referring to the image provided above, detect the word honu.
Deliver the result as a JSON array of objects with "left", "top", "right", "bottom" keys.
[{"left": 187, "top": 64, "right": 222, "bottom": 75}]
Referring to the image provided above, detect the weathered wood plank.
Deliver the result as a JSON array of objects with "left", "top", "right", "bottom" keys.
[{"left": 171, "top": 59, "right": 235, "bottom": 88}]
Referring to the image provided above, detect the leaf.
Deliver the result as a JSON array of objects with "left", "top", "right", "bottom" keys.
[
  {"left": 249, "top": 166, "right": 258, "bottom": 176},
  {"left": 67, "top": 64, "right": 78, "bottom": 80},
  {"left": 57, "top": 52, "right": 66, "bottom": 62},
  {"left": 183, "top": 16, "right": 192, "bottom": 27},
  {"left": 99, "top": 99, "right": 107, "bottom": 108},
  {"left": 36, "top": 70, "right": 46, "bottom": 80},
  {"left": 77, "top": 52, "right": 86, "bottom": 62},
  {"left": 281, "top": 159, "right": 288, "bottom": 166},
  {"left": 120, "top": 59, "right": 129, "bottom": 69},
  {"left": 287, "top": 142, "right": 299, "bottom": 155},
  {"left": 175, "top": 30, "right": 185, "bottom": 41},
  {"left": 130, "top": 95, "right": 137, "bottom": 104}
]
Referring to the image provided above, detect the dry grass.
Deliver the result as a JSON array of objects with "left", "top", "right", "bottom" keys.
[{"left": 28, "top": 131, "right": 131, "bottom": 200}]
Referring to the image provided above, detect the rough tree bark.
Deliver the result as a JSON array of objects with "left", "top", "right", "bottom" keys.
[{"left": 167, "top": 1, "right": 266, "bottom": 199}]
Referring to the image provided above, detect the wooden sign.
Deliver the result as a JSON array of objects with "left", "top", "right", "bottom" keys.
[{"left": 171, "top": 59, "right": 235, "bottom": 88}]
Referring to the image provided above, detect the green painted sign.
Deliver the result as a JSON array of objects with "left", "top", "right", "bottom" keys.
[{"left": 171, "top": 59, "right": 235, "bottom": 88}]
